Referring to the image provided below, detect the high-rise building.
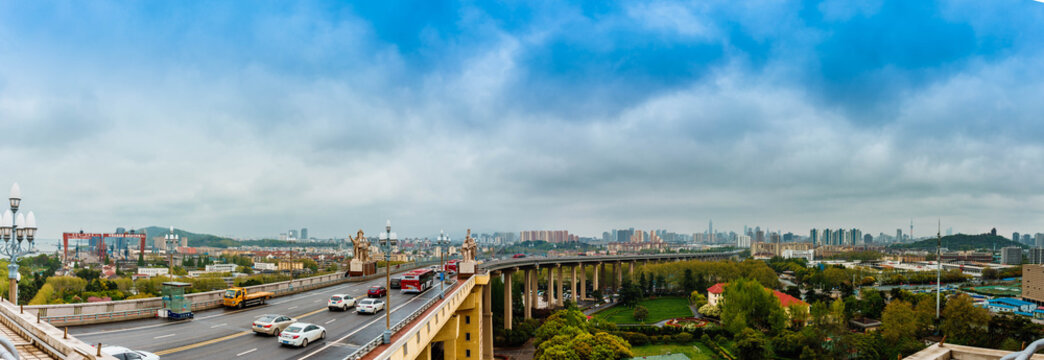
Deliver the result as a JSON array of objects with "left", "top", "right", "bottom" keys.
[
  {"left": 1025, "top": 234, "right": 1034, "bottom": 246},
  {"left": 300, "top": 228, "right": 308, "bottom": 240},
  {"left": 1037, "top": 233, "right": 1044, "bottom": 248},
  {"left": 810, "top": 229, "right": 818, "bottom": 246},
  {"left": 289, "top": 229, "right": 298, "bottom": 240},
  {"left": 1014, "top": 232, "right": 1021, "bottom": 244},
  {"left": 1030, "top": 248, "right": 1044, "bottom": 265},
  {"left": 863, "top": 234, "right": 873, "bottom": 244},
  {"left": 1001, "top": 247, "right": 1023, "bottom": 265},
  {"left": 520, "top": 230, "right": 575, "bottom": 243},
  {"left": 755, "top": 229, "right": 765, "bottom": 243},
  {"left": 896, "top": 229, "right": 903, "bottom": 243}
]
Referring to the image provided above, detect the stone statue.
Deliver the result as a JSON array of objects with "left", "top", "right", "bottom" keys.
[
  {"left": 350, "top": 230, "right": 370, "bottom": 262},
  {"left": 462, "top": 229, "right": 478, "bottom": 262}
]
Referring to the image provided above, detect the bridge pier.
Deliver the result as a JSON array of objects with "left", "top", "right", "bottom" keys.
[
  {"left": 524, "top": 268, "right": 533, "bottom": 319},
  {"left": 593, "top": 262, "right": 600, "bottom": 293},
  {"left": 546, "top": 266, "right": 554, "bottom": 309},
  {"left": 483, "top": 281, "right": 493, "bottom": 360},
  {"left": 504, "top": 269, "right": 514, "bottom": 330},
  {"left": 615, "top": 261, "right": 622, "bottom": 290},
  {"left": 555, "top": 265, "right": 564, "bottom": 307},
  {"left": 628, "top": 261, "right": 634, "bottom": 280},
  {"left": 579, "top": 264, "right": 587, "bottom": 300},
  {"left": 570, "top": 265, "right": 577, "bottom": 305}
]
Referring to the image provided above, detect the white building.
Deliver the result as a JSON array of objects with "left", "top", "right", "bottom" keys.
[
  {"left": 138, "top": 267, "right": 170, "bottom": 277},
  {"left": 205, "top": 263, "right": 237, "bottom": 273},
  {"left": 737, "top": 235, "right": 751, "bottom": 248},
  {"left": 782, "top": 249, "right": 814, "bottom": 262},
  {"left": 253, "top": 262, "right": 277, "bottom": 271}
]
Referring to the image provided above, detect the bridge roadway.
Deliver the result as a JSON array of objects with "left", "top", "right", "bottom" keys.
[{"left": 68, "top": 269, "right": 451, "bottom": 360}]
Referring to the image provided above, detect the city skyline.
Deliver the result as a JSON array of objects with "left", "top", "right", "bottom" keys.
[{"left": 4, "top": 2, "right": 1044, "bottom": 238}]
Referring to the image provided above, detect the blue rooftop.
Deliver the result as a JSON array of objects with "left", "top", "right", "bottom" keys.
[{"left": 991, "top": 298, "right": 1034, "bottom": 307}]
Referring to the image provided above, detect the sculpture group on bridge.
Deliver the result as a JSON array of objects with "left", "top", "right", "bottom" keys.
[
  {"left": 461, "top": 229, "right": 477, "bottom": 262},
  {"left": 348, "top": 229, "right": 377, "bottom": 276}
]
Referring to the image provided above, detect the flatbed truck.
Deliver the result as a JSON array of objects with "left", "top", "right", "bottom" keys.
[{"left": 223, "top": 287, "right": 273, "bottom": 309}]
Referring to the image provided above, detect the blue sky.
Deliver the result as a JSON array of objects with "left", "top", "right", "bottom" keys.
[{"left": 2, "top": 0, "right": 1044, "bottom": 239}]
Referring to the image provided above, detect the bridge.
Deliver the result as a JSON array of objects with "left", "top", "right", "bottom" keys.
[{"left": 8, "top": 251, "right": 739, "bottom": 360}]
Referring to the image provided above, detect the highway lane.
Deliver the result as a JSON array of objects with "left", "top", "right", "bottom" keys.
[
  {"left": 171, "top": 283, "right": 446, "bottom": 360},
  {"left": 70, "top": 269, "right": 450, "bottom": 359}
]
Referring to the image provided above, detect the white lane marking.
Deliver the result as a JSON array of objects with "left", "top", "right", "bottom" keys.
[
  {"left": 297, "top": 291, "right": 435, "bottom": 360},
  {"left": 71, "top": 268, "right": 428, "bottom": 336},
  {"left": 325, "top": 319, "right": 336, "bottom": 324},
  {"left": 210, "top": 323, "right": 226, "bottom": 328},
  {"left": 236, "top": 348, "right": 257, "bottom": 357},
  {"left": 154, "top": 333, "right": 177, "bottom": 339},
  {"left": 287, "top": 306, "right": 298, "bottom": 310}
]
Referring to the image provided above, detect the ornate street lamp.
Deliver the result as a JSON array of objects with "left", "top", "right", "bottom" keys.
[
  {"left": 0, "top": 183, "right": 37, "bottom": 304},
  {"left": 437, "top": 230, "right": 450, "bottom": 299},
  {"left": 378, "top": 220, "right": 398, "bottom": 344}
]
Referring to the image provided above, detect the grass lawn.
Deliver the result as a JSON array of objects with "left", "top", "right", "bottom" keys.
[
  {"left": 630, "top": 342, "right": 716, "bottom": 360},
  {"left": 594, "top": 297, "right": 692, "bottom": 324}
]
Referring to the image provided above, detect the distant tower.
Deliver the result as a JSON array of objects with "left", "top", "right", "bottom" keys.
[
  {"left": 910, "top": 219, "right": 914, "bottom": 241},
  {"left": 708, "top": 220, "right": 714, "bottom": 242}
]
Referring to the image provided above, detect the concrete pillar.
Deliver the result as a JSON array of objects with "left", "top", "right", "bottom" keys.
[
  {"left": 556, "top": 265, "right": 564, "bottom": 307},
  {"left": 547, "top": 266, "right": 555, "bottom": 309},
  {"left": 571, "top": 265, "right": 578, "bottom": 304},
  {"left": 483, "top": 282, "right": 493, "bottom": 360},
  {"left": 579, "top": 264, "right": 587, "bottom": 300},
  {"left": 595, "top": 262, "right": 602, "bottom": 291},
  {"left": 612, "top": 262, "right": 618, "bottom": 290},
  {"left": 524, "top": 268, "right": 532, "bottom": 319},
  {"left": 504, "top": 269, "right": 513, "bottom": 330},
  {"left": 629, "top": 261, "right": 634, "bottom": 280}
]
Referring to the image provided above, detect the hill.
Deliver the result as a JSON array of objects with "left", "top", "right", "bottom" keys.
[
  {"left": 890, "top": 234, "right": 1026, "bottom": 251},
  {"left": 135, "top": 226, "right": 337, "bottom": 248}
]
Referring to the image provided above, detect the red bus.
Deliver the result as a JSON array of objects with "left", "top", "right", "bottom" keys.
[
  {"left": 444, "top": 259, "right": 461, "bottom": 273},
  {"left": 401, "top": 269, "right": 435, "bottom": 294}
]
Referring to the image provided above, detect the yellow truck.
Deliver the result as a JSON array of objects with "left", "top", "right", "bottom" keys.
[{"left": 223, "top": 287, "right": 273, "bottom": 309}]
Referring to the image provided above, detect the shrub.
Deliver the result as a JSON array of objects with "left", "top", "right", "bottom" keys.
[{"left": 673, "top": 332, "right": 694, "bottom": 344}]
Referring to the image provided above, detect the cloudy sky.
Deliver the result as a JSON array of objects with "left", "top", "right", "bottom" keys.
[{"left": 3, "top": 1, "right": 1044, "bottom": 240}]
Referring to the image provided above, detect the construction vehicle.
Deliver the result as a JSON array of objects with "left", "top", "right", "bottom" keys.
[{"left": 223, "top": 287, "right": 273, "bottom": 309}]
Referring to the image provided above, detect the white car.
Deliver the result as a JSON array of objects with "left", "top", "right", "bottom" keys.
[
  {"left": 101, "top": 345, "right": 160, "bottom": 360},
  {"left": 328, "top": 294, "right": 356, "bottom": 311},
  {"left": 356, "top": 298, "right": 385, "bottom": 314},
  {"left": 278, "top": 322, "right": 326, "bottom": 347}
]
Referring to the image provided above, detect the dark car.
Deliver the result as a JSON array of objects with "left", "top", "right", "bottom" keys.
[
  {"left": 390, "top": 276, "right": 403, "bottom": 289},
  {"left": 367, "top": 285, "right": 387, "bottom": 298}
]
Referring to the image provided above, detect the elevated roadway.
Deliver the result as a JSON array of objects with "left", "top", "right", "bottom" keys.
[{"left": 69, "top": 268, "right": 452, "bottom": 360}]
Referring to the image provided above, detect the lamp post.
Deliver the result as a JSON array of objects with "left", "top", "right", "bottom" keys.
[
  {"left": 437, "top": 230, "right": 450, "bottom": 299},
  {"left": 0, "top": 183, "right": 37, "bottom": 304},
  {"left": 378, "top": 220, "right": 398, "bottom": 344},
  {"left": 165, "top": 226, "right": 179, "bottom": 275}
]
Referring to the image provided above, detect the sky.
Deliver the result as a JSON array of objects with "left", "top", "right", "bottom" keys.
[{"left": 3, "top": 1, "right": 1044, "bottom": 240}]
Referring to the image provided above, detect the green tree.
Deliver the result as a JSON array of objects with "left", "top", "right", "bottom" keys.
[
  {"left": 734, "top": 328, "right": 768, "bottom": 360},
  {"left": 689, "top": 291, "right": 707, "bottom": 307},
  {"left": 858, "top": 288, "right": 886, "bottom": 319},
  {"left": 618, "top": 280, "right": 643, "bottom": 308},
  {"left": 534, "top": 308, "right": 590, "bottom": 346},
  {"left": 941, "top": 294, "right": 990, "bottom": 345},
  {"left": 633, "top": 305, "right": 649, "bottom": 323},
  {"left": 682, "top": 269, "right": 696, "bottom": 293},
  {"left": 881, "top": 300, "right": 917, "bottom": 343},
  {"left": 720, "top": 278, "right": 786, "bottom": 334}
]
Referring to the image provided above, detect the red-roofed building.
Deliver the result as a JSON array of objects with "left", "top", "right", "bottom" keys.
[{"left": 706, "top": 282, "right": 810, "bottom": 318}]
